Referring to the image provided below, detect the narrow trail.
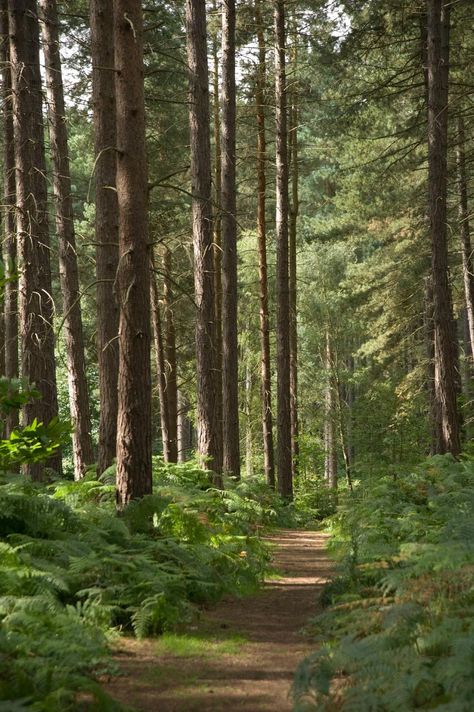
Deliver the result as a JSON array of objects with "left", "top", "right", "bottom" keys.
[{"left": 106, "top": 529, "right": 332, "bottom": 711}]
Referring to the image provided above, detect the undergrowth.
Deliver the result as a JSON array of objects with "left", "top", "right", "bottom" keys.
[
  {"left": 0, "top": 456, "right": 309, "bottom": 710},
  {"left": 294, "top": 454, "right": 474, "bottom": 711}
]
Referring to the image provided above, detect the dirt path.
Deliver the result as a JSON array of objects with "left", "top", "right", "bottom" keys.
[{"left": 106, "top": 529, "right": 332, "bottom": 711}]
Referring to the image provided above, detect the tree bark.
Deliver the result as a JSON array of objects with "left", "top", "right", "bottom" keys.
[
  {"left": 426, "top": 0, "right": 460, "bottom": 455},
  {"left": 324, "top": 331, "right": 337, "bottom": 489},
  {"left": 245, "top": 354, "right": 253, "bottom": 477},
  {"left": 185, "top": 0, "right": 223, "bottom": 484},
  {"left": 456, "top": 115, "right": 474, "bottom": 356},
  {"left": 39, "top": 0, "right": 94, "bottom": 480},
  {"left": 8, "top": 0, "right": 61, "bottom": 479},
  {"left": 221, "top": 0, "right": 240, "bottom": 478},
  {"left": 211, "top": 0, "right": 223, "bottom": 467},
  {"left": 275, "top": 0, "right": 292, "bottom": 498},
  {"left": 255, "top": 0, "right": 275, "bottom": 488},
  {"left": 150, "top": 258, "right": 170, "bottom": 461},
  {"left": 1, "top": 1, "right": 18, "bottom": 436},
  {"left": 288, "top": 30, "right": 299, "bottom": 482},
  {"left": 90, "top": 0, "right": 119, "bottom": 475},
  {"left": 114, "top": 0, "right": 152, "bottom": 507},
  {"left": 162, "top": 246, "right": 178, "bottom": 462},
  {"left": 177, "top": 389, "right": 193, "bottom": 463}
]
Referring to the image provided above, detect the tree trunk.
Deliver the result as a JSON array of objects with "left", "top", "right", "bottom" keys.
[
  {"left": 8, "top": 0, "right": 61, "bottom": 479},
  {"left": 426, "top": 0, "right": 460, "bottom": 455},
  {"left": 162, "top": 246, "right": 178, "bottom": 462},
  {"left": 245, "top": 355, "right": 253, "bottom": 478},
  {"left": 90, "top": 0, "right": 119, "bottom": 475},
  {"left": 324, "top": 331, "right": 337, "bottom": 489},
  {"left": 1, "top": 1, "right": 18, "bottom": 436},
  {"left": 288, "top": 31, "right": 299, "bottom": 482},
  {"left": 150, "top": 259, "right": 170, "bottom": 461},
  {"left": 221, "top": 0, "right": 240, "bottom": 478},
  {"left": 39, "top": 0, "right": 94, "bottom": 480},
  {"left": 255, "top": 0, "right": 275, "bottom": 489},
  {"left": 114, "top": 0, "right": 152, "bottom": 507},
  {"left": 185, "top": 0, "right": 223, "bottom": 484},
  {"left": 424, "top": 276, "right": 441, "bottom": 454},
  {"left": 211, "top": 0, "right": 223, "bottom": 468},
  {"left": 177, "top": 390, "right": 193, "bottom": 463},
  {"left": 456, "top": 115, "right": 474, "bottom": 356},
  {"left": 274, "top": 0, "right": 292, "bottom": 498}
]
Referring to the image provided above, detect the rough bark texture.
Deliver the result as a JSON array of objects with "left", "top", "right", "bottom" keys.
[
  {"left": 221, "top": 0, "right": 240, "bottom": 478},
  {"left": 90, "top": 0, "right": 120, "bottom": 475},
  {"left": 150, "top": 259, "right": 170, "bottom": 461},
  {"left": 8, "top": 0, "right": 61, "bottom": 478},
  {"left": 185, "top": 0, "right": 223, "bottom": 484},
  {"left": 162, "top": 247, "right": 178, "bottom": 462},
  {"left": 245, "top": 355, "right": 253, "bottom": 477},
  {"left": 274, "top": 0, "right": 292, "bottom": 498},
  {"left": 288, "top": 66, "right": 299, "bottom": 482},
  {"left": 114, "top": 0, "right": 152, "bottom": 507},
  {"left": 1, "top": 2, "right": 18, "bottom": 436},
  {"left": 39, "top": 0, "right": 94, "bottom": 480},
  {"left": 456, "top": 115, "right": 474, "bottom": 356},
  {"left": 255, "top": 0, "right": 275, "bottom": 488},
  {"left": 324, "top": 332, "right": 337, "bottom": 489},
  {"left": 211, "top": 0, "right": 223, "bottom": 466},
  {"left": 177, "top": 390, "right": 193, "bottom": 463},
  {"left": 424, "top": 276, "right": 441, "bottom": 454},
  {"left": 426, "top": 0, "right": 460, "bottom": 455}
]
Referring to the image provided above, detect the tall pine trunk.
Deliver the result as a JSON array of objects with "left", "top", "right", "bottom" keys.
[
  {"left": 162, "top": 247, "right": 178, "bottom": 462},
  {"left": 90, "top": 0, "right": 119, "bottom": 474},
  {"left": 177, "top": 390, "right": 193, "bottom": 463},
  {"left": 114, "top": 0, "right": 152, "bottom": 507},
  {"left": 1, "top": 2, "right": 18, "bottom": 436},
  {"left": 456, "top": 115, "right": 474, "bottom": 355},
  {"left": 185, "top": 0, "right": 223, "bottom": 484},
  {"left": 221, "top": 0, "right": 240, "bottom": 478},
  {"left": 211, "top": 0, "right": 223, "bottom": 465},
  {"left": 39, "top": 0, "right": 94, "bottom": 479},
  {"left": 150, "top": 258, "right": 171, "bottom": 460},
  {"left": 324, "top": 331, "right": 337, "bottom": 489},
  {"left": 288, "top": 31, "right": 299, "bottom": 481},
  {"left": 8, "top": 0, "right": 61, "bottom": 479},
  {"left": 255, "top": 0, "right": 275, "bottom": 488},
  {"left": 275, "top": 0, "right": 292, "bottom": 498},
  {"left": 426, "top": 0, "right": 460, "bottom": 455}
]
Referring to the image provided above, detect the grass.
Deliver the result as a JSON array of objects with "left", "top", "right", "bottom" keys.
[{"left": 154, "top": 632, "right": 247, "bottom": 658}]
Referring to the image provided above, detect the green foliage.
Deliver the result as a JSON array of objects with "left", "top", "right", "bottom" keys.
[
  {"left": 0, "top": 457, "right": 293, "bottom": 709},
  {"left": 293, "top": 455, "right": 474, "bottom": 711},
  {"left": 0, "top": 378, "right": 72, "bottom": 472}
]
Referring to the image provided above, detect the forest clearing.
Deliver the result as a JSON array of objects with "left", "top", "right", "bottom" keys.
[{"left": 1, "top": 0, "right": 474, "bottom": 710}]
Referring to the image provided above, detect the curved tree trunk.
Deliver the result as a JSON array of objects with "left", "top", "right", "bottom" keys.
[{"left": 39, "top": 0, "right": 94, "bottom": 479}]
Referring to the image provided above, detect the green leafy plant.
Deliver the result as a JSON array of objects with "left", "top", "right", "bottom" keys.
[{"left": 293, "top": 455, "right": 474, "bottom": 711}]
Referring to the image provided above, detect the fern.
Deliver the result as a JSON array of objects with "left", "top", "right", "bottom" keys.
[{"left": 294, "top": 455, "right": 474, "bottom": 711}]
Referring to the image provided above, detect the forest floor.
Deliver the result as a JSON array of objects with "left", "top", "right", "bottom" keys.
[{"left": 105, "top": 529, "right": 332, "bottom": 711}]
